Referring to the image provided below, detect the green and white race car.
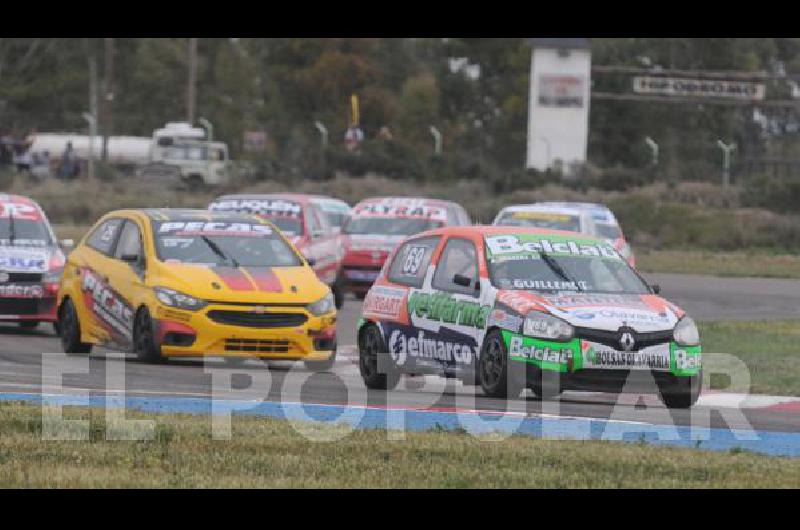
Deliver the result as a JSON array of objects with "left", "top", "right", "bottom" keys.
[{"left": 357, "top": 225, "right": 702, "bottom": 408}]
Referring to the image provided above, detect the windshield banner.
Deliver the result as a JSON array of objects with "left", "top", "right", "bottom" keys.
[
  {"left": 156, "top": 221, "right": 274, "bottom": 237},
  {"left": 353, "top": 198, "right": 447, "bottom": 221},
  {"left": 485, "top": 233, "right": 621, "bottom": 262},
  {"left": 209, "top": 198, "right": 302, "bottom": 218}
]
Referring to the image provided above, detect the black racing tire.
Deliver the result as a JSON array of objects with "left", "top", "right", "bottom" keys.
[
  {"left": 58, "top": 298, "right": 92, "bottom": 355},
  {"left": 18, "top": 321, "right": 39, "bottom": 329},
  {"left": 133, "top": 307, "right": 164, "bottom": 363},
  {"left": 332, "top": 282, "right": 345, "bottom": 310},
  {"left": 659, "top": 371, "right": 702, "bottom": 409},
  {"left": 358, "top": 324, "right": 399, "bottom": 390},
  {"left": 304, "top": 351, "right": 336, "bottom": 372},
  {"left": 478, "top": 329, "right": 523, "bottom": 399}
]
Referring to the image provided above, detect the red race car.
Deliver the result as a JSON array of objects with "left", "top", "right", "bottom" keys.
[
  {"left": 341, "top": 197, "right": 471, "bottom": 299},
  {"left": 0, "top": 194, "right": 69, "bottom": 331},
  {"left": 208, "top": 193, "right": 347, "bottom": 308}
]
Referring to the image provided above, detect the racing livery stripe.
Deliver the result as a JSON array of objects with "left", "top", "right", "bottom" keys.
[
  {"left": 243, "top": 267, "right": 283, "bottom": 293},
  {"left": 212, "top": 266, "right": 255, "bottom": 291}
]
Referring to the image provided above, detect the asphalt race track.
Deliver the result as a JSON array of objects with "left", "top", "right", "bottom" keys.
[{"left": 0, "top": 273, "right": 799, "bottom": 455}]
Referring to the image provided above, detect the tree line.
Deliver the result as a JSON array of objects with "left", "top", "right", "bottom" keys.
[{"left": 2, "top": 38, "right": 800, "bottom": 189}]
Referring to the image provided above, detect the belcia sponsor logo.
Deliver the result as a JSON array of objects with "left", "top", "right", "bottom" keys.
[
  {"left": 508, "top": 336, "right": 572, "bottom": 364},
  {"left": 81, "top": 269, "right": 133, "bottom": 340},
  {"left": 675, "top": 349, "right": 702, "bottom": 371},
  {"left": 486, "top": 234, "right": 619, "bottom": 260},
  {"left": 407, "top": 291, "right": 491, "bottom": 329},
  {"left": 388, "top": 328, "right": 474, "bottom": 366}
]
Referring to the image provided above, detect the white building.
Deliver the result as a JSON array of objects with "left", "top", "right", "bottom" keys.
[{"left": 526, "top": 38, "right": 592, "bottom": 175}]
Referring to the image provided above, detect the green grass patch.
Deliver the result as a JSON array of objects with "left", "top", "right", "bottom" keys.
[
  {"left": 0, "top": 401, "right": 797, "bottom": 488},
  {"left": 638, "top": 250, "right": 800, "bottom": 279},
  {"left": 699, "top": 320, "right": 800, "bottom": 396}
]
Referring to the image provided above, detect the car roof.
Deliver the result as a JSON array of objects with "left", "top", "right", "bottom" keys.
[
  {"left": 354, "top": 196, "right": 459, "bottom": 208},
  {"left": 134, "top": 208, "right": 265, "bottom": 223},
  {"left": 410, "top": 224, "right": 605, "bottom": 243},
  {"left": 533, "top": 201, "right": 618, "bottom": 223},
  {"left": 0, "top": 193, "right": 41, "bottom": 207},
  {"left": 498, "top": 204, "right": 588, "bottom": 217},
  {"left": 211, "top": 193, "right": 324, "bottom": 206}
]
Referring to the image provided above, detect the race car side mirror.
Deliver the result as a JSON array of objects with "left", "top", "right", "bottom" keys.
[{"left": 650, "top": 284, "right": 661, "bottom": 295}]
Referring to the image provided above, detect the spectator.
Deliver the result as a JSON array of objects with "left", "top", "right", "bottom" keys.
[{"left": 58, "top": 141, "right": 77, "bottom": 179}]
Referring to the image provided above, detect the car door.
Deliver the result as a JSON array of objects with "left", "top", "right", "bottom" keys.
[
  {"left": 102, "top": 218, "right": 147, "bottom": 349},
  {"left": 305, "top": 204, "right": 338, "bottom": 285},
  {"left": 415, "top": 236, "right": 485, "bottom": 374},
  {"left": 75, "top": 217, "right": 125, "bottom": 342}
]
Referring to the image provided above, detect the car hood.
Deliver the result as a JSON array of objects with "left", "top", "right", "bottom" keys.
[
  {"left": 496, "top": 290, "right": 684, "bottom": 333},
  {"left": 153, "top": 263, "right": 328, "bottom": 304}
]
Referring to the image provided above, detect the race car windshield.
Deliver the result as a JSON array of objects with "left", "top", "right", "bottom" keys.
[
  {"left": 0, "top": 219, "right": 52, "bottom": 247},
  {"left": 324, "top": 212, "right": 349, "bottom": 229},
  {"left": 496, "top": 212, "right": 581, "bottom": 232},
  {"left": 261, "top": 216, "right": 302, "bottom": 236},
  {"left": 344, "top": 217, "right": 441, "bottom": 236},
  {"left": 489, "top": 255, "right": 649, "bottom": 294},
  {"left": 595, "top": 223, "right": 622, "bottom": 239},
  {"left": 153, "top": 221, "right": 302, "bottom": 267},
  {"left": 486, "top": 235, "right": 649, "bottom": 294}
]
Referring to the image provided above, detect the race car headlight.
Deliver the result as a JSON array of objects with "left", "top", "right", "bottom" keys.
[
  {"left": 523, "top": 311, "right": 574, "bottom": 342},
  {"left": 673, "top": 316, "right": 700, "bottom": 346},
  {"left": 154, "top": 287, "right": 207, "bottom": 311},
  {"left": 307, "top": 292, "right": 335, "bottom": 316}
]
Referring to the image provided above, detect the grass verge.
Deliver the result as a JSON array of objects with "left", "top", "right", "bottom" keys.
[
  {"left": 638, "top": 250, "right": 800, "bottom": 280},
  {"left": 0, "top": 401, "right": 798, "bottom": 488},
  {"left": 699, "top": 320, "right": 800, "bottom": 396}
]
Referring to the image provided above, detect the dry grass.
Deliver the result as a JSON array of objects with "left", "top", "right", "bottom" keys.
[
  {"left": 0, "top": 401, "right": 798, "bottom": 488},
  {"left": 638, "top": 250, "right": 800, "bottom": 279},
  {"left": 10, "top": 174, "right": 800, "bottom": 254}
]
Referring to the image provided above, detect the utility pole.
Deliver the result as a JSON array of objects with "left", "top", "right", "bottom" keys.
[
  {"left": 101, "top": 38, "right": 115, "bottom": 162},
  {"left": 87, "top": 46, "right": 99, "bottom": 181},
  {"left": 187, "top": 38, "right": 198, "bottom": 124},
  {"left": 644, "top": 136, "right": 659, "bottom": 166},
  {"left": 717, "top": 140, "right": 736, "bottom": 190},
  {"left": 429, "top": 126, "right": 442, "bottom": 156}
]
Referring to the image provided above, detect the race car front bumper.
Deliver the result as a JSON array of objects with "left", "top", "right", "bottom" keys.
[
  {"left": 0, "top": 295, "right": 58, "bottom": 322},
  {"left": 502, "top": 330, "right": 701, "bottom": 393},
  {"left": 341, "top": 250, "right": 390, "bottom": 294},
  {"left": 154, "top": 303, "right": 337, "bottom": 361}
]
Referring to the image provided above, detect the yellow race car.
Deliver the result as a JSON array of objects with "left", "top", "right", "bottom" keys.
[{"left": 56, "top": 209, "right": 337, "bottom": 369}]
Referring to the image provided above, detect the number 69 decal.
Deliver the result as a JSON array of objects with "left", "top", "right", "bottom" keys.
[{"left": 402, "top": 246, "right": 426, "bottom": 275}]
